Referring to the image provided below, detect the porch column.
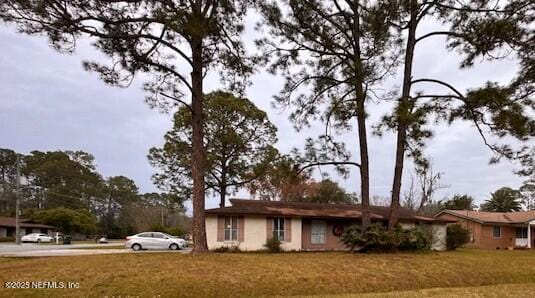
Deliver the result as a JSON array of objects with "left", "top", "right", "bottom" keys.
[{"left": 529, "top": 222, "right": 532, "bottom": 249}]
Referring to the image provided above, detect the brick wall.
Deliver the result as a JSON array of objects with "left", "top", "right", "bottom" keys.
[
  {"left": 479, "top": 225, "right": 515, "bottom": 249},
  {"left": 436, "top": 213, "right": 516, "bottom": 249}
]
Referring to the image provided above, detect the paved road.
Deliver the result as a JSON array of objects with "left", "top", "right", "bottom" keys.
[
  {"left": 0, "top": 242, "right": 191, "bottom": 257},
  {"left": 0, "top": 242, "right": 124, "bottom": 252}
]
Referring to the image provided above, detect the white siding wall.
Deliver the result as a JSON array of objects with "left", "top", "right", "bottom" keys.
[
  {"left": 206, "top": 215, "right": 219, "bottom": 249},
  {"left": 281, "top": 217, "right": 302, "bottom": 251},
  {"left": 206, "top": 215, "right": 302, "bottom": 251},
  {"left": 431, "top": 224, "right": 447, "bottom": 251},
  {"left": 400, "top": 223, "right": 416, "bottom": 229},
  {"left": 400, "top": 222, "right": 447, "bottom": 251}
]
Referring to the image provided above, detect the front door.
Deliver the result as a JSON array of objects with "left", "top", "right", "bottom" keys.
[{"left": 515, "top": 227, "right": 528, "bottom": 247}]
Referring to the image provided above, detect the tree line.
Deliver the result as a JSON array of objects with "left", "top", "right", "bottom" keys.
[
  {"left": 0, "top": 148, "right": 190, "bottom": 238},
  {"left": 410, "top": 186, "right": 533, "bottom": 215},
  {"left": 395, "top": 162, "right": 534, "bottom": 213},
  {"left": 0, "top": 0, "right": 533, "bottom": 252}
]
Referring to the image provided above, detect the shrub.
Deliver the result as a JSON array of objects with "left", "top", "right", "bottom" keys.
[
  {"left": 446, "top": 224, "right": 470, "bottom": 250},
  {"left": 0, "top": 237, "right": 15, "bottom": 243},
  {"left": 340, "top": 224, "right": 430, "bottom": 252},
  {"left": 397, "top": 226, "right": 431, "bottom": 251},
  {"left": 341, "top": 224, "right": 398, "bottom": 252},
  {"left": 264, "top": 237, "right": 283, "bottom": 253},
  {"left": 150, "top": 224, "right": 187, "bottom": 237},
  {"left": 213, "top": 245, "right": 241, "bottom": 253},
  {"left": 165, "top": 227, "right": 186, "bottom": 237}
]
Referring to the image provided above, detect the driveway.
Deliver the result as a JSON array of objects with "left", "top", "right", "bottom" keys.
[{"left": 0, "top": 242, "right": 191, "bottom": 257}]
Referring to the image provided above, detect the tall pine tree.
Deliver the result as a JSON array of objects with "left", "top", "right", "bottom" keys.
[{"left": 0, "top": 0, "right": 252, "bottom": 252}]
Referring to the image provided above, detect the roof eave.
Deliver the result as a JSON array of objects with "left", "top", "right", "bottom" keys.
[{"left": 436, "top": 210, "right": 485, "bottom": 224}]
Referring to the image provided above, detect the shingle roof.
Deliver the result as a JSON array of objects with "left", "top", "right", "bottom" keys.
[
  {"left": 0, "top": 216, "right": 55, "bottom": 229},
  {"left": 436, "top": 210, "right": 535, "bottom": 224},
  {"left": 206, "top": 199, "right": 449, "bottom": 223}
]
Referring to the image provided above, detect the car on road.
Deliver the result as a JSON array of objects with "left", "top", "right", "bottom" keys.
[
  {"left": 125, "top": 232, "right": 187, "bottom": 251},
  {"left": 21, "top": 233, "right": 54, "bottom": 243}
]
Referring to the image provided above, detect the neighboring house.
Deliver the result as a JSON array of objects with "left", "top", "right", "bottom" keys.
[
  {"left": 435, "top": 210, "right": 535, "bottom": 250},
  {"left": 205, "top": 199, "right": 451, "bottom": 251},
  {"left": 0, "top": 216, "right": 55, "bottom": 238}
]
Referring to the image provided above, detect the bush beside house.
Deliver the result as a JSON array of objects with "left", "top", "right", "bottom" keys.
[
  {"left": 398, "top": 227, "right": 431, "bottom": 251},
  {"left": 340, "top": 224, "right": 431, "bottom": 252},
  {"left": 446, "top": 224, "right": 471, "bottom": 250},
  {"left": 213, "top": 245, "right": 242, "bottom": 253},
  {"left": 264, "top": 237, "right": 283, "bottom": 253}
]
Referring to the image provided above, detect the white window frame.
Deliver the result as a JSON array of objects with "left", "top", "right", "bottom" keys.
[
  {"left": 273, "top": 217, "right": 285, "bottom": 242},
  {"left": 311, "top": 220, "right": 326, "bottom": 244},
  {"left": 224, "top": 216, "right": 238, "bottom": 242},
  {"left": 493, "top": 226, "right": 501, "bottom": 239}
]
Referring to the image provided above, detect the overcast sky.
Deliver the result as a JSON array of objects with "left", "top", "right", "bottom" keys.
[{"left": 0, "top": 13, "right": 529, "bottom": 210}]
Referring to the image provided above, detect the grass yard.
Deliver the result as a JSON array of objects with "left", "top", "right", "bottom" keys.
[{"left": 1, "top": 249, "right": 535, "bottom": 297}]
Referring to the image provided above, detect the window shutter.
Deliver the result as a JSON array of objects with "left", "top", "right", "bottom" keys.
[
  {"left": 285, "top": 217, "right": 292, "bottom": 242},
  {"left": 266, "top": 217, "right": 273, "bottom": 240},
  {"left": 238, "top": 216, "right": 245, "bottom": 242},
  {"left": 217, "top": 215, "right": 225, "bottom": 242}
]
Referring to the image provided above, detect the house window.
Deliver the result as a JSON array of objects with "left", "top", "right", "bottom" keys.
[
  {"left": 516, "top": 227, "right": 528, "bottom": 238},
  {"left": 224, "top": 216, "right": 238, "bottom": 241},
  {"left": 493, "top": 226, "right": 501, "bottom": 239},
  {"left": 273, "top": 217, "right": 285, "bottom": 241},
  {"left": 311, "top": 220, "right": 326, "bottom": 244}
]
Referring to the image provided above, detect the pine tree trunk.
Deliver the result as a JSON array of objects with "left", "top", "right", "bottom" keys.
[
  {"left": 190, "top": 35, "right": 208, "bottom": 253},
  {"left": 351, "top": 3, "right": 371, "bottom": 227},
  {"left": 357, "top": 98, "right": 371, "bottom": 226},
  {"left": 219, "top": 167, "right": 227, "bottom": 208},
  {"left": 389, "top": 0, "right": 418, "bottom": 229},
  {"left": 219, "top": 187, "right": 227, "bottom": 208}
]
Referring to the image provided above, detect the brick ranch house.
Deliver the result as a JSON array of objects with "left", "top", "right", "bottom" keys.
[
  {"left": 0, "top": 216, "right": 55, "bottom": 238},
  {"left": 435, "top": 210, "right": 535, "bottom": 250},
  {"left": 205, "top": 199, "right": 452, "bottom": 251}
]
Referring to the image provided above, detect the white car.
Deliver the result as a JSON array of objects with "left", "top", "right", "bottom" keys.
[
  {"left": 125, "top": 232, "right": 187, "bottom": 251},
  {"left": 21, "top": 233, "right": 54, "bottom": 243}
]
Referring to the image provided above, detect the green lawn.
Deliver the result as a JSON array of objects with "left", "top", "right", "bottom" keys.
[{"left": 1, "top": 249, "right": 535, "bottom": 297}]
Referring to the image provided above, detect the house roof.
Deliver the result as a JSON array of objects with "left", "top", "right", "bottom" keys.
[
  {"left": 435, "top": 210, "right": 535, "bottom": 224},
  {"left": 206, "top": 199, "right": 449, "bottom": 223},
  {"left": 0, "top": 216, "right": 55, "bottom": 229}
]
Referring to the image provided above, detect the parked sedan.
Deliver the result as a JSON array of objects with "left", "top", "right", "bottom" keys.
[
  {"left": 125, "top": 232, "right": 187, "bottom": 251},
  {"left": 21, "top": 233, "right": 54, "bottom": 243}
]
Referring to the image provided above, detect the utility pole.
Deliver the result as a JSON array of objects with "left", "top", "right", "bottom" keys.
[
  {"left": 161, "top": 205, "right": 164, "bottom": 227},
  {"left": 15, "top": 154, "right": 21, "bottom": 245}
]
